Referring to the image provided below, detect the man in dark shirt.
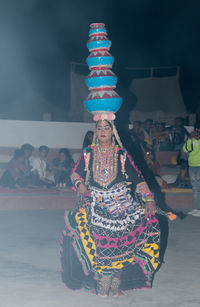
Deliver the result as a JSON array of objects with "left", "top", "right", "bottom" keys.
[{"left": 169, "top": 117, "right": 189, "bottom": 151}]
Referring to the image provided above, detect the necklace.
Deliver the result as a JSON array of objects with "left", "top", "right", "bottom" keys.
[
  {"left": 93, "top": 145, "right": 118, "bottom": 187},
  {"left": 98, "top": 144, "right": 113, "bottom": 153}
]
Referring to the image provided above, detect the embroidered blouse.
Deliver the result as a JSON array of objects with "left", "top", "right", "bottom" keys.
[{"left": 71, "top": 145, "right": 154, "bottom": 202}]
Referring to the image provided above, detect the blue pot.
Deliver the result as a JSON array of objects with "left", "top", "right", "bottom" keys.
[
  {"left": 89, "top": 28, "right": 107, "bottom": 36},
  {"left": 85, "top": 76, "right": 117, "bottom": 88},
  {"left": 86, "top": 56, "right": 114, "bottom": 68},
  {"left": 84, "top": 97, "right": 122, "bottom": 113},
  {"left": 87, "top": 40, "right": 111, "bottom": 51}
]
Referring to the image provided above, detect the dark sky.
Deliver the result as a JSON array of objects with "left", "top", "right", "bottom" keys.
[{"left": 0, "top": 0, "right": 200, "bottom": 120}]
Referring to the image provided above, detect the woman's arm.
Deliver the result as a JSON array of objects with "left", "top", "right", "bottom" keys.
[{"left": 70, "top": 150, "right": 89, "bottom": 194}]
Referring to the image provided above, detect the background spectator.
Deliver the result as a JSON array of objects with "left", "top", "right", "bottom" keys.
[
  {"left": 183, "top": 122, "right": 200, "bottom": 215},
  {"left": 82, "top": 131, "right": 94, "bottom": 148},
  {"left": 51, "top": 148, "right": 74, "bottom": 187},
  {"left": 143, "top": 118, "right": 154, "bottom": 149},
  {"left": 144, "top": 149, "right": 167, "bottom": 188},
  {"left": 21, "top": 143, "right": 34, "bottom": 169},
  {"left": 131, "top": 121, "right": 145, "bottom": 142},
  {"left": 173, "top": 150, "right": 191, "bottom": 188},
  {"left": 0, "top": 149, "right": 28, "bottom": 188},
  {"left": 169, "top": 117, "right": 189, "bottom": 151},
  {"left": 154, "top": 122, "right": 172, "bottom": 151},
  {"left": 30, "top": 145, "right": 54, "bottom": 187}
]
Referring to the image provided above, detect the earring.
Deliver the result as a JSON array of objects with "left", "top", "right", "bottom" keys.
[
  {"left": 112, "top": 135, "right": 115, "bottom": 146},
  {"left": 96, "top": 136, "right": 99, "bottom": 145}
]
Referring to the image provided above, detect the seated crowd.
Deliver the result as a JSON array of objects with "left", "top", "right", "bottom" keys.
[
  {"left": 0, "top": 144, "right": 75, "bottom": 189},
  {"left": 0, "top": 118, "right": 193, "bottom": 190},
  {"left": 130, "top": 117, "right": 191, "bottom": 189},
  {"left": 131, "top": 117, "right": 189, "bottom": 152}
]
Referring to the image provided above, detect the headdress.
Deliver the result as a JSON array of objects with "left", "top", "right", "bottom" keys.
[{"left": 84, "top": 23, "right": 123, "bottom": 147}]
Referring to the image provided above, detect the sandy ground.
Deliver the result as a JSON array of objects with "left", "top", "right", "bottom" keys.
[{"left": 0, "top": 209, "right": 199, "bottom": 307}]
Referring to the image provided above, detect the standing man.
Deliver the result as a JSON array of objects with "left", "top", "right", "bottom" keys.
[
  {"left": 170, "top": 117, "right": 189, "bottom": 151},
  {"left": 183, "top": 122, "right": 200, "bottom": 216}
]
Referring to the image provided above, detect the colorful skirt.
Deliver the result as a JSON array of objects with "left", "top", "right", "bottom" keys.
[{"left": 61, "top": 184, "right": 160, "bottom": 291}]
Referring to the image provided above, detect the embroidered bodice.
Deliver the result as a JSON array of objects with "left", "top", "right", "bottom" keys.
[
  {"left": 70, "top": 145, "right": 154, "bottom": 203},
  {"left": 92, "top": 145, "right": 118, "bottom": 188}
]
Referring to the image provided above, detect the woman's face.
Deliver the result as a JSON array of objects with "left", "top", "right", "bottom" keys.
[
  {"left": 18, "top": 156, "right": 25, "bottom": 163},
  {"left": 40, "top": 149, "right": 48, "bottom": 159},
  {"left": 24, "top": 149, "right": 32, "bottom": 158},
  {"left": 59, "top": 152, "right": 66, "bottom": 162},
  {"left": 96, "top": 120, "right": 113, "bottom": 145},
  {"left": 133, "top": 122, "right": 140, "bottom": 131},
  {"left": 157, "top": 124, "right": 164, "bottom": 132}
]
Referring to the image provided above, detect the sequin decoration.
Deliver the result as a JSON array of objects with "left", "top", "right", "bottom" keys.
[{"left": 93, "top": 145, "right": 118, "bottom": 187}]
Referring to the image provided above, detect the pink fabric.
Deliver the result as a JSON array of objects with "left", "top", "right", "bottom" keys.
[
  {"left": 127, "top": 153, "right": 143, "bottom": 177},
  {"left": 72, "top": 153, "right": 83, "bottom": 173}
]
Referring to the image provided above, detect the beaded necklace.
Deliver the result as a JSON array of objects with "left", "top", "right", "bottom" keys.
[{"left": 93, "top": 145, "right": 118, "bottom": 187}]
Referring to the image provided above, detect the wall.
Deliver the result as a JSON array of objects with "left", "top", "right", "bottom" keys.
[
  {"left": 0, "top": 119, "right": 193, "bottom": 149},
  {"left": 0, "top": 120, "right": 95, "bottom": 149}
]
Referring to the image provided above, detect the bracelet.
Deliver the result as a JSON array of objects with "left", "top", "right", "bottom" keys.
[
  {"left": 145, "top": 198, "right": 155, "bottom": 203},
  {"left": 76, "top": 181, "right": 83, "bottom": 189},
  {"left": 74, "top": 178, "right": 83, "bottom": 187}
]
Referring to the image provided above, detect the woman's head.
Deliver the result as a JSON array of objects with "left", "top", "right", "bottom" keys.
[
  {"left": 133, "top": 121, "right": 141, "bottom": 132},
  {"left": 58, "top": 148, "right": 71, "bottom": 162},
  {"left": 39, "top": 145, "right": 49, "bottom": 159},
  {"left": 21, "top": 144, "right": 34, "bottom": 158},
  {"left": 144, "top": 119, "right": 153, "bottom": 131},
  {"left": 157, "top": 122, "right": 165, "bottom": 132},
  {"left": 85, "top": 131, "right": 94, "bottom": 142},
  {"left": 13, "top": 149, "right": 25, "bottom": 162},
  {"left": 96, "top": 120, "right": 113, "bottom": 145},
  {"left": 83, "top": 130, "right": 94, "bottom": 148}
]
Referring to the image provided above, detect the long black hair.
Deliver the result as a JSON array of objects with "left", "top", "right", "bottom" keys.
[{"left": 82, "top": 130, "right": 94, "bottom": 148}]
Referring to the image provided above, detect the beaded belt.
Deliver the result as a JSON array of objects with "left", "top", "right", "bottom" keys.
[{"left": 89, "top": 183, "right": 137, "bottom": 217}]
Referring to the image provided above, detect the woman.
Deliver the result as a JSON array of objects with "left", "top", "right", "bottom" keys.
[
  {"left": 51, "top": 148, "right": 74, "bottom": 187},
  {"left": 61, "top": 119, "right": 162, "bottom": 297},
  {"left": 20, "top": 143, "right": 34, "bottom": 169},
  {"left": 154, "top": 122, "right": 172, "bottom": 151},
  {"left": 82, "top": 130, "right": 94, "bottom": 148},
  {"left": 144, "top": 150, "right": 167, "bottom": 188},
  {"left": 131, "top": 121, "right": 145, "bottom": 142},
  {"left": 0, "top": 149, "right": 28, "bottom": 188}
]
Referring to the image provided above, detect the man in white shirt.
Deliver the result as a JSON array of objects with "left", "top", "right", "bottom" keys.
[{"left": 30, "top": 145, "right": 54, "bottom": 187}]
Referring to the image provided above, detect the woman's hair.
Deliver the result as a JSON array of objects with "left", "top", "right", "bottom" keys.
[
  {"left": 21, "top": 143, "right": 34, "bottom": 152},
  {"left": 82, "top": 130, "right": 94, "bottom": 148},
  {"left": 145, "top": 118, "right": 153, "bottom": 125},
  {"left": 133, "top": 120, "right": 141, "bottom": 126},
  {"left": 39, "top": 145, "right": 49, "bottom": 153},
  {"left": 13, "top": 149, "right": 25, "bottom": 160},
  {"left": 59, "top": 148, "right": 71, "bottom": 160}
]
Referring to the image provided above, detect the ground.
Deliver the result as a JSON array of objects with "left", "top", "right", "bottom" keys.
[{"left": 0, "top": 209, "right": 199, "bottom": 307}]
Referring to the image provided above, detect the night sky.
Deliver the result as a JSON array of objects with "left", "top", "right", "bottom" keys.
[{"left": 0, "top": 0, "right": 200, "bottom": 120}]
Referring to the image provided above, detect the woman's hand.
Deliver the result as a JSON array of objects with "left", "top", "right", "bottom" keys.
[
  {"left": 78, "top": 182, "right": 88, "bottom": 195},
  {"left": 145, "top": 201, "right": 157, "bottom": 215}
]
